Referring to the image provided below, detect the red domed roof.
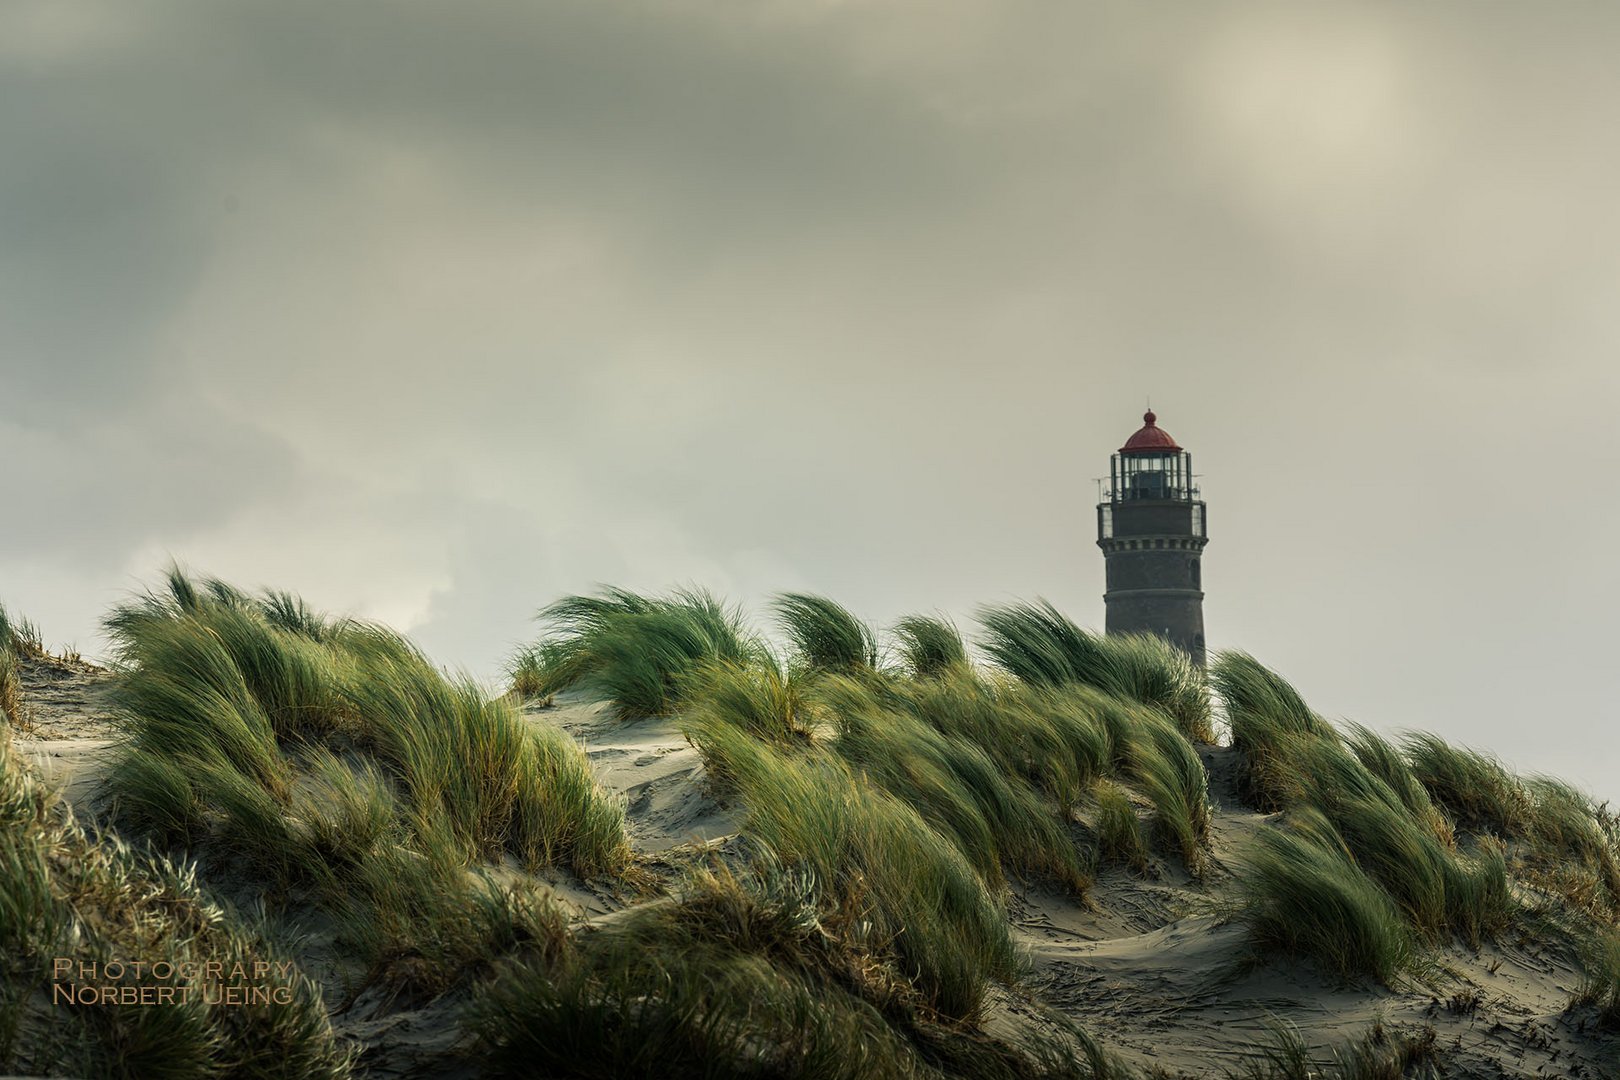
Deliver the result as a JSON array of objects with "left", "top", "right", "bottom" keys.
[{"left": 1119, "top": 410, "right": 1181, "bottom": 454}]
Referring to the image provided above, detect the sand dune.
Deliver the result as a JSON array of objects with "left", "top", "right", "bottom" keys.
[
  {"left": 8, "top": 656, "right": 1617, "bottom": 1078},
  {"left": 536, "top": 697, "right": 742, "bottom": 855}
]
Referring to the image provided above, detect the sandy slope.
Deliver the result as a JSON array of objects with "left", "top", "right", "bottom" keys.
[
  {"left": 12, "top": 654, "right": 118, "bottom": 809},
  {"left": 1007, "top": 746, "right": 1609, "bottom": 1076},
  {"left": 531, "top": 695, "right": 742, "bottom": 855},
  {"left": 11, "top": 663, "right": 1618, "bottom": 1078}
]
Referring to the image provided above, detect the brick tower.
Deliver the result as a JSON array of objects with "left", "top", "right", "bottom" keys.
[{"left": 1095, "top": 410, "right": 1208, "bottom": 666}]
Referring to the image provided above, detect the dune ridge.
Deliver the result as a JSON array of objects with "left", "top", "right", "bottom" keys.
[{"left": 0, "top": 579, "right": 1615, "bottom": 1078}]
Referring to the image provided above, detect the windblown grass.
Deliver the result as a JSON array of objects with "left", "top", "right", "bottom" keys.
[
  {"left": 1098, "top": 631, "right": 1215, "bottom": 743},
  {"left": 1402, "top": 733, "right": 1532, "bottom": 838},
  {"left": 1241, "top": 809, "right": 1414, "bottom": 983},
  {"left": 680, "top": 657, "right": 816, "bottom": 747},
  {"left": 663, "top": 607, "right": 1208, "bottom": 894},
  {"left": 1404, "top": 733, "right": 1620, "bottom": 920},
  {"left": 1343, "top": 723, "right": 1452, "bottom": 845},
  {"left": 1572, "top": 928, "right": 1620, "bottom": 1027},
  {"left": 101, "top": 568, "right": 629, "bottom": 996},
  {"left": 678, "top": 715, "right": 1020, "bottom": 1019},
  {"left": 1211, "top": 651, "right": 1334, "bottom": 810},
  {"left": 1123, "top": 710, "right": 1213, "bottom": 872},
  {"left": 518, "top": 587, "right": 764, "bottom": 719},
  {"left": 980, "top": 601, "right": 1213, "bottom": 741},
  {"left": 1228, "top": 1018, "right": 1440, "bottom": 1080},
  {"left": 1520, "top": 777, "right": 1620, "bottom": 918},
  {"left": 470, "top": 858, "right": 1119, "bottom": 1080},
  {"left": 1091, "top": 780, "right": 1148, "bottom": 873},
  {"left": 341, "top": 641, "right": 628, "bottom": 873},
  {"left": 0, "top": 723, "right": 350, "bottom": 1079},
  {"left": 775, "top": 593, "right": 878, "bottom": 672},
  {"left": 1217, "top": 654, "right": 1522, "bottom": 974},
  {"left": 535, "top": 587, "right": 1209, "bottom": 872},
  {"left": 1218, "top": 654, "right": 1516, "bottom": 965},
  {"left": 1211, "top": 651, "right": 1323, "bottom": 740},
  {"left": 669, "top": 640, "right": 1226, "bottom": 1019},
  {"left": 0, "top": 604, "right": 44, "bottom": 661},
  {"left": 892, "top": 614, "right": 969, "bottom": 678},
  {"left": 868, "top": 669, "right": 1215, "bottom": 874},
  {"left": 880, "top": 669, "right": 1115, "bottom": 811},
  {"left": 0, "top": 604, "right": 22, "bottom": 729},
  {"left": 817, "top": 674, "right": 1089, "bottom": 892},
  {"left": 331, "top": 819, "right": 570, "bottom": 1003},
  {"left": 508, "top": 640, "right": 567, "bottom": 701}
]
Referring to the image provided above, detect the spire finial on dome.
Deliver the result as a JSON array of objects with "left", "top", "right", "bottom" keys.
[{"left": 1119, "top": 407, "right": 1180, "bottom": 453}]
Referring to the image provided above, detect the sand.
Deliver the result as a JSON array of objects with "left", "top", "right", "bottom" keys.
[
  {"left": 10, "top": 662, "right": 1616, "bottom": 1078},
  {"left": 531, "top": 695, "right": 743, "bottom": 855},
  {"left": 12, "top": 653, "right": 119, "bottom": 809}
]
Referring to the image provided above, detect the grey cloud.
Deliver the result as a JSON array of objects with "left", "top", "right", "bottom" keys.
[{"left": 3, "top": 1, "right": 1618, "bottom": 800}]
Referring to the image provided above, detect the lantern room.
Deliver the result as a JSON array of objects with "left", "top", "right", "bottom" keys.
[{"left": 1107, "top": 411, "right": 1195, "bottom": 503}]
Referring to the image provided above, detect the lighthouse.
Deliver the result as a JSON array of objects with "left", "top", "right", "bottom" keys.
[{"left": 1095, "top": 410, "right": 1208, "bottom": 667}]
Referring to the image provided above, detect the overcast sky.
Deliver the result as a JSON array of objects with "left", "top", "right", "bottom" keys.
[{"left": 4, "top": 2, "right": 1618, "bottom": 799}]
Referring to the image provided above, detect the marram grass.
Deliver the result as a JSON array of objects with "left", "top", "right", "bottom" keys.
[
  {"left": 884, "top": 670, "right": 1116, "bottom": 812},
  {"left": 774, "top": 592, "right": 879, "bottom": 672},
  {"left": 1240, "top": 808, "right": 1414, "bottom": 983},
  {"left": 1212, "top": 652, "right": 1541, "bottom": 976},
  {"left": 678, "top": 714, "right": 1021, "bottom": 1019},
  {"left": 0, "top": 723, "right": 350, "bottom": 1079},
  {"left": 469, "top": 859, "right": 1121, "bottom": 1080},
  {"left": 21, "top": 574, "right": 1619, "bottom": 1071},
  {"left": 516, "top": 586, "right": 765, "bottom": 718},
  {"left": 101, "top": 569, "right": 630, "bottom": 996},
  {"left": 1226, "top": 1018, "right": 1441, "bottom": 1080},
  {"left": 980, "top": 601, "right": 1214, "bottom": 742},
  {"left": 817, "top": 672, "right": 1089, "bottom": 892},
  {"left": 1122, "top": 709, "right": 1213, "bottom": 872},
  {"left": 1404, "top": 732, "right": 1620, "bottom": 919},
  {"left": 1211, "top": 650, "right": 1335, "bottom": 810},
  {"left": 680, "top": 656, "right": 817, "bottom": 746},
  {"left": 892, "top": 613, "right": 969, "bottom": 678},
  {"left": 1091, "top": 779, "right": 1148, "bottom": 873},
  {"left": 0, "top": 603, "right": 23, "bottom": 729}
]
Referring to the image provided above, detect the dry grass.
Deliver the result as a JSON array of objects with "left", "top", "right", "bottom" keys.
[
  {"left": 0, "top": 604, "right": 28, "bottom": 729},
  {"left": 0, "top": 722, "right": 350, "bottom": 1079}
]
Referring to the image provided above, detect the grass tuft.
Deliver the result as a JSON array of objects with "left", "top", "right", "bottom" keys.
[
  {"left": 1240, "top": 809, "right": 1413, "bottom": 982},
  {"left": 520, "top": 587, "right": 763, "bottom": 720},
  {"left": 0, "top": 723, "right": 350, "bottom": 1078},
  {"left": 1123, "top": 710, "right": 1213, "bottom": 872},
  {"left": 680, "top": 657, "right": 817, "bottom": 747},
  {"left": 774, "top": 593, "right": 878, "bottom": 672},
  {"left": 1227, "top": 1018, "right": 1440, "bottom": 1080},
  {"left": 892, "top": 614, "right": 969, "bottom": 678},
  {"left": 817, "top": 673, "right": 1090, "bottom": 892},
  {"left": 0, "top": 604, "right": 23, "bottom": 729},
  {"left": 1091, "top": 780, "right": 1148, "bottom": 873},
  {"left": 1211, "top": 651, "right": 1333, "bottom": 810},
  {"left": 469, "top": 857, "right": 1116, "bottom": 1079},
  {"left": 1216, "top": 654, "right": 1518, "bottom": 959},
  {"left": 980, "top": 601, "right": 1213, "bottom": 741},
  {"left": 677, "top": 715, "right": 1021, "bottom": 1019},
  {"left": 1572, "top": 928, "right": 1620, "bottom": 1027},
  {"left": 1402, "top": 733, "right": 1533, "bottom": 838},
  {"left": 101, "top": 568, "right": 630, "bottom": 998}
]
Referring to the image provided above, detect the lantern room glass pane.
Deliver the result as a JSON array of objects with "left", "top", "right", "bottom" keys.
[{"left": 1113, "top": 449, "right": 1196, "bottom": 502}]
